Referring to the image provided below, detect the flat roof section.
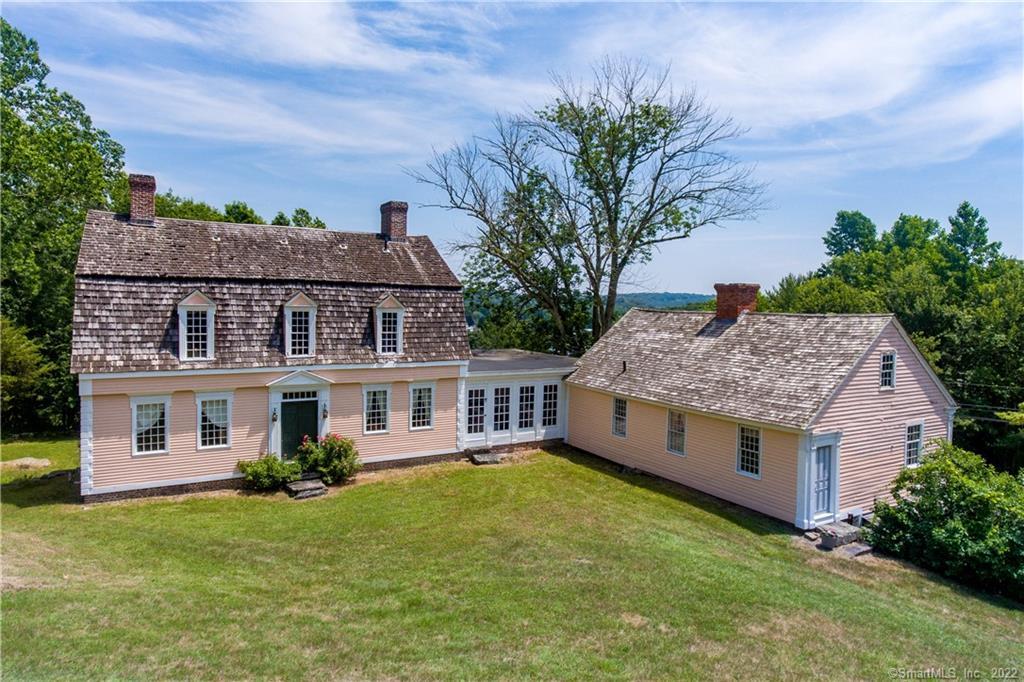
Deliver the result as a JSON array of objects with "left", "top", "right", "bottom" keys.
[{"left": 468, "top": 349, "right": 578, "bottom": 375}]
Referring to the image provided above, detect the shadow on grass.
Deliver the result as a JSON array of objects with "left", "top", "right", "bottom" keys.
[
  {"left": 1, "top": 472, "right": 80, "bottom": 509},
  {"left": 544, "top": 444, "right": 792, "bottom": 538}
]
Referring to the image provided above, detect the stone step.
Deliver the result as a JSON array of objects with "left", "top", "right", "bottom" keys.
[
  {"left": 817, "top": 521, "right": 862, "bottom": 549},
  {"left": 469, "top": 451, "right": 503, "bottom": 465},
  {"left": 285, "top": 478, "right": 327, "bottom": 499}
]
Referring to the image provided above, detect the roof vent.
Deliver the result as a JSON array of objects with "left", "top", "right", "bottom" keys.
[{"left": 128, "top": 174, "right": 156, "bottom": 226}]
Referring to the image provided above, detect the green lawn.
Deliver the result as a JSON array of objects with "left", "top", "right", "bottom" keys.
[
  {"left": 2, "top": 441, "right": 1021, "bottom": 680},
  {"left": 0, "top": 436, "right": 79, "bottom": 485}
]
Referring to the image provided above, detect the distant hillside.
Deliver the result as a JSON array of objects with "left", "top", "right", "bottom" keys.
[{"left": 614, "top": 292, "right": 714, "bottom": 313}]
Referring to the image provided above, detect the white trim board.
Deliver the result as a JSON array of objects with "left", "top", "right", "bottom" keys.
[{"left": 78, "top": 359, "right": 469, "bottom": 380}]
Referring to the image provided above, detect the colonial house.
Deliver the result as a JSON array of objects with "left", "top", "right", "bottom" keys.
[
  {"left": 71, "top": 175, "right": 955, "bottom": 529},
  {"left": 72, "top": 175, "right": 574, "bottom": 502},
  {"left": 565, "top": 284, "right": 957, "bottom": 529}
]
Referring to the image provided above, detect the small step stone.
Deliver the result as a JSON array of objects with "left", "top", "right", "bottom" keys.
[
  {"left": 469, "top": 451, "right": 503, "bottom": 465},
  {"left": 285, "top": 478, "right": 327, "bottom": 500},
  {"left": 817, "top": 521, "right": 862, "bottom": 549}
]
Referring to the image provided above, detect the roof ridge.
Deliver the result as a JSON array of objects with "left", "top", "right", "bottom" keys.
[
  {"left": 86, "top": 209, "right": 425, "bottom": 240},
  {"left": 628, "top": 307, "right": 893, "bottom": 319}
]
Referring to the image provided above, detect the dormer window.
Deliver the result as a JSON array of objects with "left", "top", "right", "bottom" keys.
[
  {"left": 177, "top": 291, "right": 215, "bottom": 361},
  {"left": 375, "top": 294, "right": 405, "bottom": 355},
  {"left": 284, "top": 292, "right": 317, "bottom": 357}
]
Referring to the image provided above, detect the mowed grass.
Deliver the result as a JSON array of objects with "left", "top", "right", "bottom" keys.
[
  {"left": 2, "top": 442, "right": 1021, "bottom": 680},
  {"left": 1, "top": 436, "right": 79, "bottom": 484}
]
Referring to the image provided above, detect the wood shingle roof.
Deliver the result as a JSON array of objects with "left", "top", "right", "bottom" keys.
[{"left": 568, "top": 308, "right": 895, "bottom": 429}]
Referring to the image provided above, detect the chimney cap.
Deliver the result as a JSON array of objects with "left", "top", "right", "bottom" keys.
[{"left": 128, "top": 173, "right": 156, "bottom": 188}]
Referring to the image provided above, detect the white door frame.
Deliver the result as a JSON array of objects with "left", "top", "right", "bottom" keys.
[
  {"left": 266, "top": 370, "right": 331, "bottom": 457},
  {"left": 798, "top": 431, "right": 841, "bottom": 528}
]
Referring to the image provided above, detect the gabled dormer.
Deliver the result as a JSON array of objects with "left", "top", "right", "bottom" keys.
[
  {"left": 177, "top": 290, "right": 216, "bottom": 361},
  {"left": 284, "top": 292, "right": 317, "bottom": 358},
  {"left": 375, "top": 293, "right": 405, "bottom": 355}
]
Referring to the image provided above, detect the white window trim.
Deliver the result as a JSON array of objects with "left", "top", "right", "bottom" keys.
[
  {"left": 177, "top": 305, "right": 215, "bottom": 361},
  {"left": 375, "top": 306, "right": 405, "bottom": 355},
  {"left": 612, "top": 396, "right": 628, "bottom": 438},
  {"left": 904, "top": 420, "right": 925, "bottom": 468},
  {"left": 284, "top": 303, "right": 317, "bottom": 358},
  {"left": 195, "top": 391, "right": 233, "bottom": 451},
  {"left": 666, "top": 409, "right": 686, "bottom": 456},
  {"left": 130, "top": 395, "right": 172, "bottom": 457},
  {"left": 736, "top": 424, "right": 763, "bottom": 480},
  {"left": 408, "top": 382, "right": 435, "bottom": 431},
  {"left": 362, "top": 383, "right": 391, "bottom": 435},
  {"left": 879, "top": 349, "right": 897, "bottom": 390}
]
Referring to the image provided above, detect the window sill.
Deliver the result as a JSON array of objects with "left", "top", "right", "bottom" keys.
[
  {"left": 736, "top": 469, "right": 762, "bottom": 480},
  {"left": 409, "top": 426, "right": 434, "bottom": 432},
  {"left": 612, "top": 432, "right": 628, "bottom": 440},
  {"left": 132, "top": 450, "right": 169, "bottom": 458},
  {"left": 363, "top": 430, "right": 390, "bottom": 436},
  {"left": 198, "top": 444, "right": 231, "bottom": 451},
  {"left": 181, "top": 357, "right": 214, "bottom": 363},
  {"left": 667, "top": 450, "right": 686, "bottom": 457},
  {"left": 879, "top": 386, "right": 895, "bottom": 392},
  {"left": 905, "top": 462, "right": 921, "bottom": 469},
  {"left": 286, "top": 354, "right": 315, "bottom": 359}
]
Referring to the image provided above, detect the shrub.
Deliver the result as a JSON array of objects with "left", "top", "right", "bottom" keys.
[
  {"left": 866, "top": 442, "right": 1024, "bottom": 601},
  {"left": 237, "top": 455, "right": 301, "bottom": 491},
  {"left": 296, "top": 433, "right": 362, "bottom": 485}
]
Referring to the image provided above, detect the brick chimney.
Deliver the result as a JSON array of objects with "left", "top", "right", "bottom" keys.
[
  {"left": 380, "top": 201, "right": 408, "bottom": 242},
  {"left": 714, "top": 283, "right": 760, "bottom": 320},
  {"left": 128, "top": 174, "right": 156, "bottom": 226}
]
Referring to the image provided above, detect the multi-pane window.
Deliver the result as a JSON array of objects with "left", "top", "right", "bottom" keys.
[
  {"left": 380, "top": 311, "right": 399, "bottom": 354},
  {"left": 410, "top": 385, "right": 433, "bottom": 429},
  {"left": 185, "top": 309, "right": 209, "bottom": 359},
  {"left": 199, "top": 398, "right": 229, "bottom": 448},
  {"left": 541, "top": 384, "right": 559, "bottom": 427},
  {"left": 612, "top": 397, "right": 627, "bottom": 437},
  {"left": 667, "top": 410, "right": 686, "bottom": 455},
  {"left": 737, "top": 425, "right": 761, "bottom": 477},
  {"left": 880, "top": 351, "right": 896, "bottom": 388},
  {"left": 518, "top": 385, "right": 536, "bottom": 430},
  {"left": 289, "top": 309, "right": 311, "bottom": 356},
  {"left": 905, "top": 423, "right": 923, "bottom": 466},
  {"left": 133, "top": 398, "right": 169, "bottom": 455},
  {"left": 467, "top": 388, "right": 486, "bottom": 435},
  {"left": 364, "top": 387, "right": 389, "bottom": 434},
  {"left": 493, "top": 386, "right": 511, "bottom": 432}
]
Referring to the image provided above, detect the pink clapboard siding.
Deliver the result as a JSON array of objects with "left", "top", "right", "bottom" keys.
[
  {"left": 328, "top": 378, "right": 458, "bottom": 458},
  {"left": 567, "top": 385, "right": 801, "bottom": 523},
  {"left": 811, "top": 321, "right": 952, "bottom": 513},
  {"left": 88, "top": 365, "right": 461, "bottom": 489}
]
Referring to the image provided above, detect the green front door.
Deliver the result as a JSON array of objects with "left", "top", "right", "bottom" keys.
[{"left": 281, "top": 400, "right": 318, "bottom": 458}]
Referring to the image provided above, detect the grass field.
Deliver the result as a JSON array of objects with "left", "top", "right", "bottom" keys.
[{"left": 2, "top": 439, "right": 1021, "bottom": 680}]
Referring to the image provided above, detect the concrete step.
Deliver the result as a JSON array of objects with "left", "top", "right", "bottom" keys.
[
  {"left": 469, "top": 451, "right": 504, "bottom": 465},
  {"left": 285, "top": 478, "right": 327, "bottom": 499}
]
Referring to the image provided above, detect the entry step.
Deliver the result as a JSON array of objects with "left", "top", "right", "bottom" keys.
[
  {"left": 285, "top": 478, "right": 327, "bottom": 499},
  {"left": 817, "top": 521, "right": 862, "bottom": 549},
  {"left": 469, "top": 451, "right": 504, "bottom": 465}
]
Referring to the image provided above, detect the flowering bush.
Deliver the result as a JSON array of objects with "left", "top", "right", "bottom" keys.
[
  {"left": 296, "top": 433, "right": 361, "bottom": 485},
  {"left": 867, "top": 442, "right": 1024, "bottom": 601},
  {"left": 237, "top": 455, "right": 301, "bottom": 490}
]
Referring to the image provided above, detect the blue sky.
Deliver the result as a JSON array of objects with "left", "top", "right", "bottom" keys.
[{"left": 5, "top": 2, "right": 1022, "bottom": 293}]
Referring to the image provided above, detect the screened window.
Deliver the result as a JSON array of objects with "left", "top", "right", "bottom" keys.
[
  {"left": 737, "top": 425, "right": 761, "bottom": 477},
  {"left": 667, "top": 410, "right": 686, "bottom": 455},
  {"left": 380, "top": 311, "right": 399, "bottom": 354},
  {"left": 880, "top": 351, "right": 896, "bottom": 388},
  {"left": 289, "top": 309, "right": 311, "bottom": 356},
  {"left": 541, "top": 384, "right": 559, "bottom": 427},
  {"left": 410, "top": 385, "right": 433, "bottom": 430},
  {"left": 364, "top": 387, "right": 389, "bottom": 434},
  {"left": 493, "top": 386, "right": 510, "bottom": 432},
  {"left": 199, "top": 397, "right": 230, "bottom": 448},
  {"left": 133, "top": 398, "right": 169, "bottom": 455},
  {"left": 905, "top": 423, "right": 923, "bottom": 467},
  {"left": 467, "top": 388, "right": 486, "bottom": 435},
  {"left": 185, "top": 309, "right": 209, "bottom": 359},
  {"left": 518, "top": 385, "right": 536, "bottom": 430},
  {"left": 612, "top": 397, "right": 627, "bottom": 437}
]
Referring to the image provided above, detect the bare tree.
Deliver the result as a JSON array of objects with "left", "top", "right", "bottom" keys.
[{"left": 414, "top": 57, "right": 764, "bottom": 345}]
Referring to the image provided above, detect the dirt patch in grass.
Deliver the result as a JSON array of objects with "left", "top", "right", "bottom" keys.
[{"left": 1, "top": 531, "right": 139, "bottom": 593}]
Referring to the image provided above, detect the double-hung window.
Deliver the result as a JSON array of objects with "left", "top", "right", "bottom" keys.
[
  {"left": 177, "top": 291, "right": 215, "bottom": 360},
  {"left": 612, "top": 397, "right": 628, "bottom": 437},
  {"left": 363, "top": 385, "right": 390, "bottom": 434},
  {"left": 409, "top": 384, "right": 434, "bottom": 430},
  {"left": 737, "top": 425, "right": 761, "bottom": 478},
  {"left": 880, "top": 351, "right": 896, "bottom": 388},
  {"left": 284, "top": 292, "right": 317, "bottom": 357},
  {"left": 197, "top": 393, "right": 232, "bottom": 449},
  {"left": 905, "top": 423, "right": 923, "bottom": 467},
  {"left": 541, "top": 384, "right": 559, "bottom": 427},
  {"left": 132, "top": 395, "right": 171, "bottom": 456},
  {"left": 375, "top": 295, "right": 405, "bottom": 355},
  {"left": 667, "top": 410, "right": 686, "bottom": 455}
]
